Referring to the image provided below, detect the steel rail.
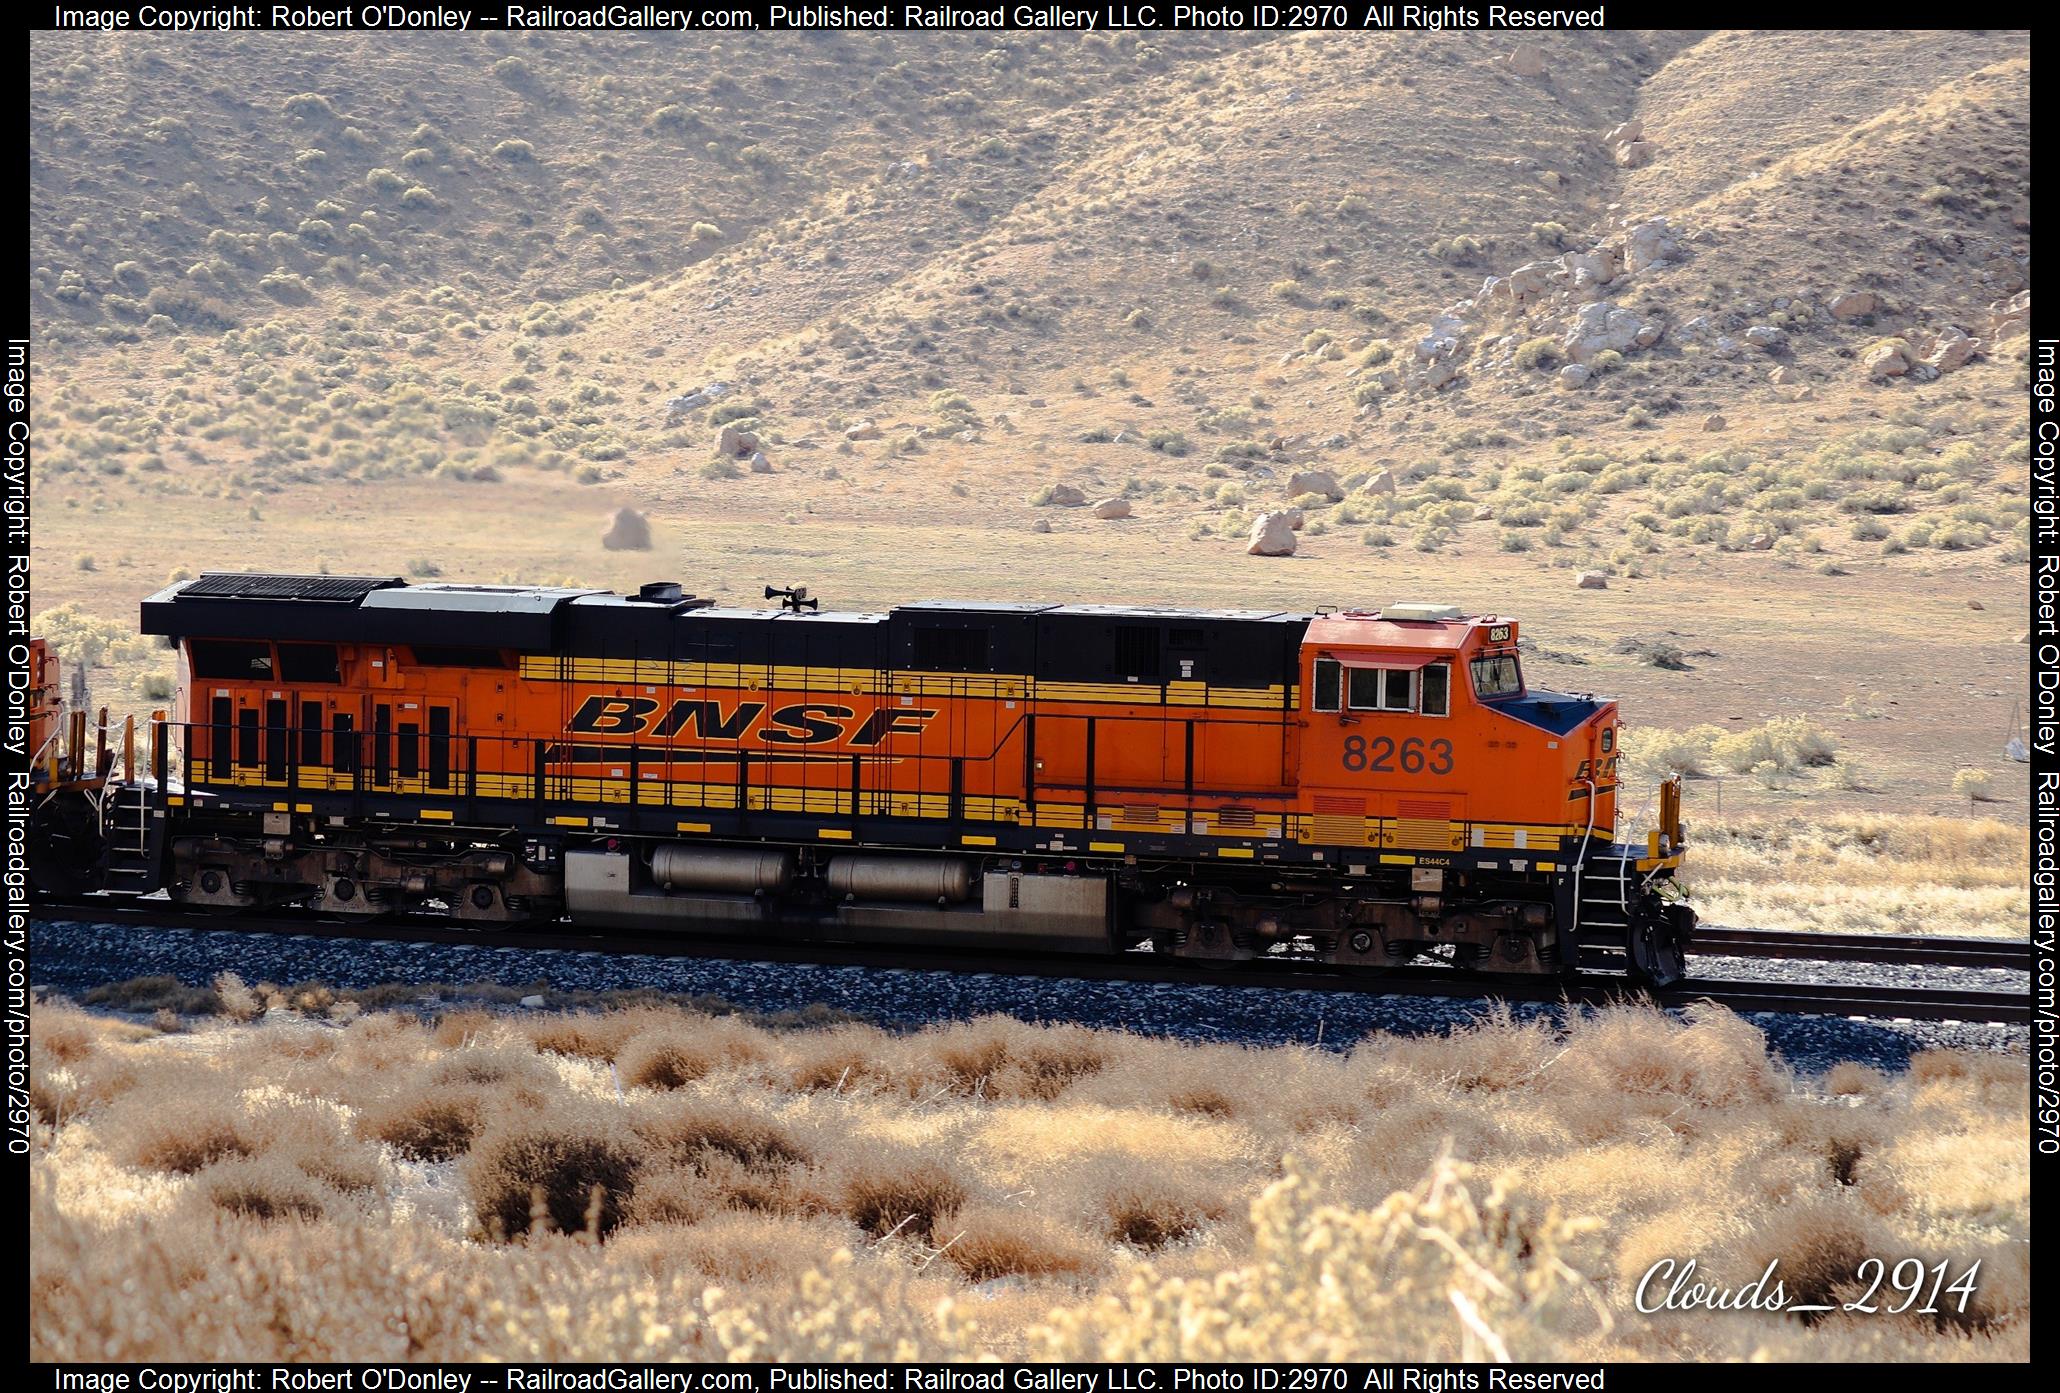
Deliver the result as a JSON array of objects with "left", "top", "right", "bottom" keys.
[
  {"left": 30, "top": 901, "right": 2031, "bottom": 1025},
  {"left": 1683, "top": 925, "right": 2031, "bottom": 971}
]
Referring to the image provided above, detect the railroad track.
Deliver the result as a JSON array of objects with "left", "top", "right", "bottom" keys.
[
  {"left": 31, "top": 900, "right": 2034, "bottom": 1025},
  {"left": 1684, "top": 925, "right": 2032, "bottom": 971}
]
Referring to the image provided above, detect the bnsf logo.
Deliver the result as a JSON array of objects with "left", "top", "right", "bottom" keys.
[{"left": 568, "top": 694, "right": 937, "bottom": 746}]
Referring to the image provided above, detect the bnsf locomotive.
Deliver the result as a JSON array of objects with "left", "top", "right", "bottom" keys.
[{"left": 32, "top": 573, "right": 1694, "bottom": 985}]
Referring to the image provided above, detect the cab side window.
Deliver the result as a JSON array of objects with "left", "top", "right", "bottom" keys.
[
  {"left": 1312, "top": 658, "right": 1342, "bottom": 712},
  {"left": 1348, "top": 666, "right": 1418, "bottom": 712},
  {"left": 1421, "top": 663, "right": 1451, "bottom": 717}
]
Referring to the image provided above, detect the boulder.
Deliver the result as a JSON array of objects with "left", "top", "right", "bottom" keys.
[
  {"left": 844, "top": 420, "right": 883, "bottom": 441},
  {"left": 1505, "top": 260, "right": 1558, "bottom": 306},
  {"left": 1743, "top": 325, "right": 1785, "bottom": 349},
  {"left": 1507, "top": 42, "right": 1546, "bottom": 76},
  {"left": 1921, "top": 325, "right": 1980, "bottom": 373},
  {"left": 748, "top": 450, "right": 774, "bottom": 474},
  {"left": 1045, "top": 483, "right": 1087, "bottom": 507},
  {"left": 1246, "top": 512, "right": 1299, "bottom": 557},
  {"left": 1363, "top": 469, "right": 1397, "bottom": 496},
  {"left": 1614, "top": 140, "right": 1657, "bottom": 169},
  {"left": 1282, "top": 506, "right": 1307, "bottom": 531},
  {"left": 1604, "top": 119, "right": 1642, "bottom": 147},
  {"left": 1287, "top": 468, "right": 1344, "bottom": 502},
  {"left": 716, "top": 424, "right": 761, "bottom": 457},
  {"left": 1558, "top": 363, "right": 1591, "bottom": 388},
  {"left": 1561, "top": 301, "right": 1654, "bottom": 364},
  {"left": 1990, "top": 289, "right": 2031, "bottom": 339},
  {"left": 1561, "top": 247, "right": 1620, "bottom": 295},
  {"left": 1621, "top": 217, "right": 1679, "bottom": 274},
  {"left": 1473, "top": 504, "right": 1496, "bottom": 521},
  {"left": 1575, "top": 571, "right": 1609, "bottom": 590},
  {"left": 1745, "top": 533, "right": 1774, "bottom": 551},
  {"left": 1701, "top": 413, "right": 1727, "bottom": 432},
  {"left": 1091, "top": 497, "right": 1131, "bottom": 520},
  {"left": 1768, "top": 365, "right": 1800, "bottom": 385},
  {"left": 1862, "top": 341, "right": 1910, "bottom": 379},
  {"left": 1828, "top": 290, "right": 1880, "bottom": 320},
  {"left": 600, "top": 507, "right": 652, "bottom": 551}
]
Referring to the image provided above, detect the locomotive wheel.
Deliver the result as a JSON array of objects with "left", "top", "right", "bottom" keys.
[
  {"left": 1625, "top": 907, "right": 1688, "bottom": 989},
  {"left": 28, "top": 790, "right": 105, "bottom": 898}
]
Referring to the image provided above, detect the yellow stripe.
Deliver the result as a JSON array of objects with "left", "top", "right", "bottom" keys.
[
  {"left": 1217, "top": 847, "right": 1255, "bottom": 859},
  {"left": 1535, "top": 861, "right": 1557, "bottom": 872},
  {"left": 1379, "top": 854, "right": 1416, "bottom": 865},
  {"left": 818, "top": 828, "right": 853, "bottom": 841},
  {"left": 961, "top": 834, "right": 996, "bottom": 846},
  {"left": 676, "top": 821, "right": 711, "bottom": 833},
  {"left": 271, "top": 802, "right": 288, "bottom": 812},
  {"left": 419, "top": 809, "right": 453, "bottom": 821},
  {"left": 294, "top": 803, "right": 312, "bottom": 813},
  {"left": 167, "top": 795, "right": 184, "bottom": 806},
  {"left": 1089, "top": 841, "right": 1125, "bottom": 852},
  {"left": 550, "top": 816, "right": 588, "bottom": 827},
  {"left": 517, "top": 654, "right": 1287, "bottom": 709}
]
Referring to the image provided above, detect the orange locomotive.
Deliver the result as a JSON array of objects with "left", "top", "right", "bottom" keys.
[{"left": 44, "top": 573, "right": 1693, "bottom": 983}]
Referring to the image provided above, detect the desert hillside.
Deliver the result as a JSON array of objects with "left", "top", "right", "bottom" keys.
[{"left": 28, "top": 28, "right": 2032, "bottom": 821}]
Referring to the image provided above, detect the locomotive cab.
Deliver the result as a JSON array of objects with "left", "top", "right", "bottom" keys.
[
  {"left": 1284, "top": 605, "right": 1681, "bottom": 982},
  {"left": 1299, "top": 605, "right": 1617, "bottom": 847}
]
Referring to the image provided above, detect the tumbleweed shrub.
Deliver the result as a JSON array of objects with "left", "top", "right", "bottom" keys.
[
  {"left": 465, "top": 1103, "right": 640, "bottom": 1240},
  {"left": 1678, "top": 814, "right": 2027, "bottom": 937},
  {"left": 30, "top": 996, "right": 2030, "bottom": 1360}
]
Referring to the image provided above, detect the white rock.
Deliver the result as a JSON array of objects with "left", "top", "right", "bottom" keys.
[
  {"left": 1828, "top": 290, "right": 1880, "bottom": 320},
  {"left": 1287, "top": 469, "right": 1344, "bottom": 502},
  {"left": 1505, "top": 260, "right": 1558, "bottom": 306},
  {"left": 1246, "top": 512, "right": 1299, "bottom": 556},
  {"left": 520, "top": 994, "right": 547, "bottom": 1008},
  {"left": 1575, "top": 571, "right": 1609, "bottom": 590},
  {"left": 1621, "top": 217, "right": 1680, "bottom": 274},
  {"left": 1614, "top": 140, "right": 1657, "bottom": 169},
  {"left": 1990, "top": 289, "right": 2031, "bottom": 339},
  {"left": 1604, "top": 119, "right": 1642, "bottom": 147},
  {"left": 1768, "top": 365, "right": 1800, "bottom": 385},
  {"left": 1862, "top": 342, "right": 1910, "bottom": 378},
  {"left": 844, "top": 420, "right": 882, "bottom": 441},
  {"left": 716, "top": 424, "right": 761, "bottom": 457},
  {"left": 1561, "top": 301, "right": 1647, "bottom": 364},
  {"left": 748, "top": 451, "right": 773, "bottom": 473},
  {"left": 1558, "top": 363, "right": 1591, "bottom": 387},
  {"left": 1921, "top": 325, "right": 1980, "bottom": 373},
  {"left": 1364, "top": 469, "right": 1397, "bottom": 496},
  {"left": 1092, "top": 497, "right": 1131, "bottom": 520},
  {"left": 1744, "top": 325, "right": 1785, "bottom": 349}
]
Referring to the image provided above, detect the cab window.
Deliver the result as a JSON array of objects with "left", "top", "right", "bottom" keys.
[
  {"left": 1421, "top": 663, "right": 1451, "bottom": 717},
  {"left": 1348, "top": 666, "right": 1418, "bottom": 712},
  {"left": 190, "top": 639, "right": 273, "bottom": 680},
  {"left": 1312, "top": 658, "right": 1342, "bottom": 712},
  {"left": 1471, "top": 653, "right": 1523, "bottom": 698}
]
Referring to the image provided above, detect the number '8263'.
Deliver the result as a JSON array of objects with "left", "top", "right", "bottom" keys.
[{"left": 1342, "top": 735, "right": 1453, "bottom": 775}]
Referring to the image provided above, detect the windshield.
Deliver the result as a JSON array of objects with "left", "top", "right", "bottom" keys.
[{"left": 1470, "top": 653, "right": 1523, "bottom": 699}]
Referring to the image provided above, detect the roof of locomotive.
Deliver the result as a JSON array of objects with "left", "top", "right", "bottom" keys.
[{"left": 1305, "top": 611, "right": 1515, "bottom": 653}]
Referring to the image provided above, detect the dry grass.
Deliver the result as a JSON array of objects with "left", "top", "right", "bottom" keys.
[
  {"left": 1681, "top": 814, "right": 2028, "bottom": 937},
  {"left": 28, "top": 996, "right": 2028, "bottom": 1360}
]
